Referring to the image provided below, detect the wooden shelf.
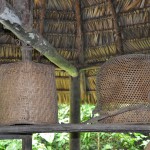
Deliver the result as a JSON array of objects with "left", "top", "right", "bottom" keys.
[{"left": 0, "top": 124, "right": 149, "bottom": 134}]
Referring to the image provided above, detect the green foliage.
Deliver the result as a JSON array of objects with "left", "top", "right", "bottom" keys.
[
  {"left": 0, "top": 104, "right": 149, "bottom": 150},
  {"left": 80, "top": 105, "right": 150, "bottom": 150},
  {"left": 0, "top": 140, "right": 21, "bottom": 150}
]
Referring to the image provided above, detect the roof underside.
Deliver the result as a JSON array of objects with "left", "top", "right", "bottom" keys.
[{"left": 0, "top": 0, "right": 150, "bottom": 104}]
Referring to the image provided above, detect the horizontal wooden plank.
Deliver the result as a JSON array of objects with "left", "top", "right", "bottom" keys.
[
  {"left": 0, "top": 134, "right": 32, "bottom": 139},
  {"left": 0, "top": 124, "right": 149, "bottom": 134}
]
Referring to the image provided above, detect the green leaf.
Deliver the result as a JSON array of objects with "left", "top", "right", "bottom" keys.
[
  {"left": 39, "top": 133, "right": 55, "bottom": 143},
  {"left": 6, "top": 142, "right": 21, "bottom": 150},
  {"left": 102, "top": 144, "right": 113, "bottom": 150}
]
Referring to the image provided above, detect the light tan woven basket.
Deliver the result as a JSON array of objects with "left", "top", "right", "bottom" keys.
[
  {"left": 0, "top": 61, "right": 58, "bottom": 125},
  {"left": 94, "top": 54, "right": 150, "bottom": 124}
]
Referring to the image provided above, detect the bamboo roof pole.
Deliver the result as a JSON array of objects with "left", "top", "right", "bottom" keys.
[
  {"left": 108, "top": 0, "right": 124, "bottom": 54},
  {"left": 0, "top": 0, "right": 78, "bottom": 77}
]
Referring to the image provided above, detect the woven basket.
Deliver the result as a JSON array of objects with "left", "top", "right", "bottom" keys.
[
  {"left": 94, "top": 54, "right": 150, "bottom": 124},
  {"left": 0, "top": 61, "right": 58, "bottom": 125}
]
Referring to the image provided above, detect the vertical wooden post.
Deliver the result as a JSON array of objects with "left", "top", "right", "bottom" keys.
[
  {"left": 21, "top": 45, "right": 32, "bottom": 61},
  {"left": 14, "top": 0, "right": 33, "bottom": 62},
  {"left": 22, "top": 135, "right": 32, "bottom": 150},
  {"left": 80, "top": 72, "right": 87, "bottom": 103},
  {"left": 70, "top": 76, "right": 80, "bottom": 150},
  {"left": 69, "top": 0, "right": 85, "bottom": 149},
  {"left": 12, "top": 1, "right": 33, "bottom": 149}
]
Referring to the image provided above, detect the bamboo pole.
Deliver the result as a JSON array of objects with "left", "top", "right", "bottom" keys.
[{"left": 0, "top": 0, "right": 78, "bottom": 77}]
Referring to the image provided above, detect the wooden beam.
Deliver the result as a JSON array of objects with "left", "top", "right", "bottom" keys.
[
  {"left": 0, "top": 134, "right": 32, "bottom": 150},
  {"left": 75, "top": 0, "right": 84, "bottom": 63},
  {"left": 0, "top": 124, "right": 149, "bottom": 133},
  {"left": 76, "top": 0, "right": 87, "bottom": 101},
  {"left": 13, "top": 0, "right": 33, "bottom": 62},
  {"left": 0, "top": 134, "right": 30, "bottom": 139},
  {"left": 70, "top": 77, "right": 80, "bottom": 150},
  {"left": 80, "top": 72, "right": 87, "bottom": 101},
  {"left": 22, "top": 135, "right": 32, "bottom": 150},
  {"left": 0, "top": 0, "right": 78, "bottom": 77},
  {"left": 21, "top": 45, "right": 32, "bottom": 61},
  {"left": 108, "top": 0, "right": 124, "bottom": 54},
  {"left": 69, "top": 1, "right": 85, "bottom": 149}
]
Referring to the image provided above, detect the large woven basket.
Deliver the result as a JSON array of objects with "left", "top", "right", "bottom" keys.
[
  {"left": 0, "top": 61, "right": 58, "bottom": 125},
  {"left": 94, "top": 54, "right": 150, "bottom": 124}
]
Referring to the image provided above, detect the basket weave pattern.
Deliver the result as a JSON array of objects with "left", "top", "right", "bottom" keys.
[
  {"left": 0, "top": 62, "right": 58, "bottom": 125},
  {"left": 96, "top": 54, "right": 150, "bottom": 124}
]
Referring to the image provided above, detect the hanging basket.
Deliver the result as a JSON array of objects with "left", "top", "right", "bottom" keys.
[
  {"left": 94, "top": 54, "right": 150, "bottom": 124},
  {"left": 0, "top": 61, "right": 58, "bottom": 125}
]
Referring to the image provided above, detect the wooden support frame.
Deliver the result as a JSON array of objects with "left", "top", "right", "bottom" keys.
[
  {"left": 0, "top": 123, "right": 148, "bottom": 149},
  {"left": 69, "top": 0, "right": 86, "bottom": 149},
  {"left": 14, "top": 0, "right": 33, "bottom": 63},
  {"left": 21, "top": 45, "right": 32, "bottom": 61},
  {"left": 75, "top": 0, "right": 84, "bottom": 63},
  {"left": 0, "top": 134, "right": 32, "bottom": 150},
  {"left": 22, "top": 135, "right": 32, "bottom": 150},
  {"left": 0, "top": 134, "right": 31, "bottom": 139},
  {"left": 0, "top": 124, "right": 149, "bottom": 133},
  {"left": 70, "top": 77, "right": 81, "bottom": 150}
]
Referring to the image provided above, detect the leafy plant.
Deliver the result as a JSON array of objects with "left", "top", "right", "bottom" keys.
[{"left": 0, "top": 140, "right": 21, "bottom": 150}]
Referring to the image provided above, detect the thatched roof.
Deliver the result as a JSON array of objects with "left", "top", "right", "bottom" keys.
[{"left": 0, "top": 0, "right": 150, "bottom": 104}]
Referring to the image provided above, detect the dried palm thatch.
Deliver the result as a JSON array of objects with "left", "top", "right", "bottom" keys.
[{"left": 0, "top": 0, "right": 149, "bottom": 104}]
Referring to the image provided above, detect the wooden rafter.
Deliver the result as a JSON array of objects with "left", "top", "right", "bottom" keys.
[{"left": 108, "top": 0, "right": 124, "bottom": 54}]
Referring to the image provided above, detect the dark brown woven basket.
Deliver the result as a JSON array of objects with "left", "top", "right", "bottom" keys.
[
  {"left": 0, "top": 61, "right": 58, "bottom": 125},
  {"left": 94, "top": 54, "right": 150, "bottom": 124}
]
